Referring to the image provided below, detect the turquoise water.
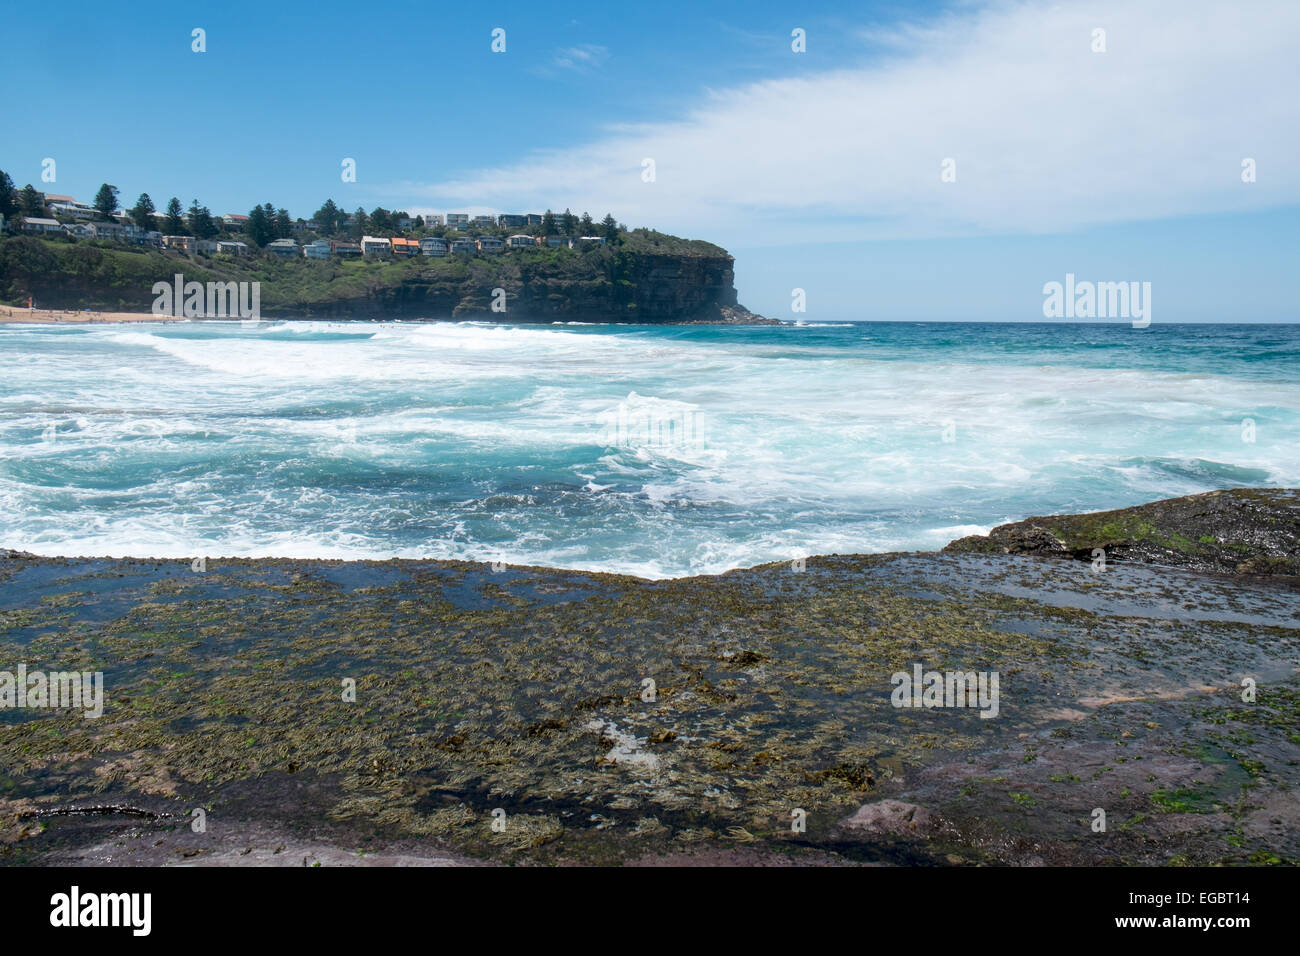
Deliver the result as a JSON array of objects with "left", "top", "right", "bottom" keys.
[{"left": 1, "top": 320, "right": 1297, "bottom": 578}]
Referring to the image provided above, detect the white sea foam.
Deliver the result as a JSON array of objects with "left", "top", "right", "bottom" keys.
[{"left": 1, "top": 321, "right": 1297, "bottom": 577}]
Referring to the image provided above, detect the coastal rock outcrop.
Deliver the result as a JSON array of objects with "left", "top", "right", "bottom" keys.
[{"left": 943, "top": 488, "right": 1299, "bottom": 577}]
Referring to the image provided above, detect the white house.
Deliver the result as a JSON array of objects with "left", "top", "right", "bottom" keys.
[
  {"left": 360, "top": 235, "right": 392, "bottom": 258},
  {"left": 48, "top": 200, "right": 97, "bottom": 219},
  {"left": 304, "top": 239, "right": 331, "bottom": 259},
  {"left": 506, "top": 234, "right": 537, "bottom": 248},
  {"left": 445, "top": 214, "right": 470, "bottom": 230},
  {"left": 476, "top": 236, "right": 504, "bottom": 253},
  {"left": 216, "top": 240, "right": 249, "bottom": 256},
  {"left": 267, "top": 238, "right": 299, "bottom": 258},
  {"left": 420, "top": 237, "right": 448, "bottom": 257},
  {"left": 449, "top": 237, "right": 476, "bottom": 254}
]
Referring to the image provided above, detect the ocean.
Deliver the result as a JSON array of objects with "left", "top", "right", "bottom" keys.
[{"left": 1, "top": 319, "right": 1297, "bottom": 578}]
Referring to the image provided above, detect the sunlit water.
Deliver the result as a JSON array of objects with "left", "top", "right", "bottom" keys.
[{"left": 1, "top": 319, "right": 1297, "bottom": 578}]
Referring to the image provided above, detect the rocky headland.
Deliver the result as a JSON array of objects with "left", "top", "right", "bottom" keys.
[{"left": 0, "top": 234, "right": 780, "bottom": 325}]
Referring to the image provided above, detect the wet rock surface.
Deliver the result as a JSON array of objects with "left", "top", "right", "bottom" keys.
[
  {"left": 2, "top": 492, "right": 1297, "bottom": 866},
  {"left": 944, "top": 488, "right": 1300, "bottom": 578}
]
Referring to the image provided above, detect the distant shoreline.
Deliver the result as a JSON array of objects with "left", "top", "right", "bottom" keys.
[
  {"left": 0, "top": 307, "right": 784, "bottom": 327},
  {"left": 0, "top": 308, "right": 179, "bottom": 325}
]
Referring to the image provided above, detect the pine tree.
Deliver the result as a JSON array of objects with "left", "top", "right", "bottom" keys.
[
  {"left": 314, "top": 199, "right": 340, "bottom": 235},
  {"left": 19, "top": 184, "right": 46, "bottom": 218},
  {"left": 369, "top": 207, "right": 392, "bottom": 234},
  {"left": 164, "top": 198, "right": 186, "bottom": 235},
  {"left": 246, "top": 205, "right": 273, "bottom": 247},
  {"left": 92, "top": 183, "right": 120, "bottom": 220},
  {"left": 188, "top": 201, "right": 218, "bottom": 239},
  {"left": 0, "top": 170, "right": 18, "bottom": 221},
  {"left": 130, "top": 193, "right": 156, "bottom": 231}
]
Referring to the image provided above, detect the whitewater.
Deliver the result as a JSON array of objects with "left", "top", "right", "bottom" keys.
[{"left": 1, "top": 319, "right": 1296, "bottom": 578}]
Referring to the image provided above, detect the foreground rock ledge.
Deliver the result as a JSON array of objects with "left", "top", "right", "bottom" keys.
[{"left": 1, "top": 488, "right": 1297, "bottom": 866}]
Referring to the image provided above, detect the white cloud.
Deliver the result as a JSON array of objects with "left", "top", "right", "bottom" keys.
[
  {"left": 405, "top": 0, "right": 1300, "bottom": 246},
  {"left": 551, "top": 43, "right": 609, "bottom": 71}
]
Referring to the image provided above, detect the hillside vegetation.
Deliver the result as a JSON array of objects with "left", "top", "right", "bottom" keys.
[{"left": 0, "top": 231, "right": 757, "bottom": 323}]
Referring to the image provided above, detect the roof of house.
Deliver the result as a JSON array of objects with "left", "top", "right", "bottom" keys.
[
  {"left": 23, "top": 217, "right": 61, "bottom": 226},
  {"left": 44, "top": 195, "right": 75, "bottom": 203}
]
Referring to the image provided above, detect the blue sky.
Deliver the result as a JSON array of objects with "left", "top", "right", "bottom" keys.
[{"left": 5, "top": 0, "right": 1297, "bottom": 321}]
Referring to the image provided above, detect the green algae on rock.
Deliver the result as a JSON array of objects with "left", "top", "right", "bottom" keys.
[
  {"left": 943, "top": 488, "right": 1300, "bottom": 577},
  {"left": 1, "top": 491, "right": 1298, "bottom": 866}
]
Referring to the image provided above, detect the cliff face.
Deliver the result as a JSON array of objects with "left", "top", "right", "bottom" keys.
[
  {"left": 0, "top": 237, "right": 776, "bottom": 324},
  {"left": 285, "top": 250, "right": 764, "bottom": 323}
]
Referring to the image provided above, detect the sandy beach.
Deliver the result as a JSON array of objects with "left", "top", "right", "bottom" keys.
[{"left": 0, "top": 307, "right": 184, "bottom": 325}]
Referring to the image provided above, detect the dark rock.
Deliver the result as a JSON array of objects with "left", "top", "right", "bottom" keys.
[{"left": 943, "top": 488, "right": 1299, "bottom": 576}]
